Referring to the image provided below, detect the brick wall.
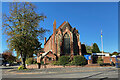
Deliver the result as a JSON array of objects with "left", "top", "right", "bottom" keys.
[
  {"left": 103, "top": 56, "right": 116, "bottom": 64},
  {"left": 44, "top": 35, "right": 53, "bottom": 53}
]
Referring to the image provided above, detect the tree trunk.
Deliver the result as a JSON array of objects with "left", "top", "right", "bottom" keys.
[
  {"left": 23, "top": 54, "right": 26, "bottom": 69},
  {"left": 21, "top": 53, "right": 26, "bottom": 69},
  {"left": 20, "top": 53, "right": 23, "bottom": 65}
]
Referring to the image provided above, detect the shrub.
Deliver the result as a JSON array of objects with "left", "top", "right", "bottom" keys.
[
  {"left": 41, "top": 61, "right": 44, "bottom": 65},
  {"left": 73, "top": 55, "right": 86, "bottom": 66},
  {"left": 97, "top": 57, "right": 103, "bottom": 64},
  {"left": 52, "top": 61, "right": 60, "bottom": 65},
  {"left": 65, "top": 64, "right": 71, "bottom": 66},
  {"left": 33, "top": 61, "right": 37, "bottom": 64},
  {"left": 25, "top": 58, "right": 33, "bottom": 65},
  {"left": 18, "top": 65, "right": 24, "bottom": 70},
  {"left": 59, "top": 56, "right": 70, "bottom": 67},
  {"left": 68, "top": 60, "right": 75, "bottom": 66}
]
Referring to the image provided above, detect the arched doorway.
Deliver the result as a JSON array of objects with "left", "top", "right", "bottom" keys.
[{"left": 63, "top": 33, "right": 70, "bottom": 55}]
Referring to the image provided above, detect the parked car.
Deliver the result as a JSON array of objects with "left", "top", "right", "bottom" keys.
[
  {"left": 6, "top": 63, "right": 10, "bottom": 66},
  {"left": 3, "top": 62, "right": 10, "bottom": 66}
]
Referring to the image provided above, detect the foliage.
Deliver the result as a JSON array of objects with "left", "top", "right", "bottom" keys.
[
  {"left": 2, "top": 50, "right": 16, "bottom": 64},
  {"left": 3, "top": 2, "right": 49, "bottom": 68},
  {"left": 52, "top": 61, "right": 60, "bottom": 65},
  {"left": 81, "top": 44, "right": 87, "bottom": 53},
  {"left": 25, "top": 58, "right": 33, "bottom": 65},
  {"left": 97, "top": 57, "right": 103, "bottom": 64},
  {"left": 73, "top": 55, "right": 86, "bottom": 66},
  {"left": 86, "top": 45, "right": 92, "bottom": 53},
  {"left": 40, "top": 61, "right": 44, "bottom": 65},
  {"left": 18, "top": 65, "right": 28, "bottom": 70},
  {"left": 92, "top": 43, "right": 100, "bottom": 53},
  {"left": 65, "top": 64, "right": 71, "bottom": 66},
  {"left": 18, "top": 65, "right": 24, "bottom": 70},
  {"left": 68, "top": 60, "right": 75, "bottom": 65},
  {"left": 33, "top": 60, "right": 37, "bottom": 64},
  {"left": 111, "top": 52, "right": 119, "bottom": 56},
  {"left": 59, "top": 56, "right": 70, "bottom": 66}
]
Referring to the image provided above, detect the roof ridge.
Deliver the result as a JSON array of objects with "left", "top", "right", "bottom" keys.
[{"left": 57, "top": 21, "right": 66, "bottom": 30}]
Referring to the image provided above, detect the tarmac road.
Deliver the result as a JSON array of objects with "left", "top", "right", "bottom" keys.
[{"left": 1, "top": 66, "right": 119, "bottom": 78}]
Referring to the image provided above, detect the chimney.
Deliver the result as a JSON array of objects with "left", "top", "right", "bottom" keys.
[{"left": 44, "top": 37, "right": 46, "bottom": 44}]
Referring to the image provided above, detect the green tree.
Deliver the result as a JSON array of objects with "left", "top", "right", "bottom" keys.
[
  {"left": 3, "top": 2, "right": 49, "bottom": 68},
  {"left": 81, "top": 44, "right": 87, "bottom": 54},
  {"left": 86, "top": 45, "right": 92, "bottom": 53},
  {"left": 111, "top": 52, "right": 119, "bottom": 56},
  {"left": 92, "top": 43, "right": 100, "bottom": 53}
]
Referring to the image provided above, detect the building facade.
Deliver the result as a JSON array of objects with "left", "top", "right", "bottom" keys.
[{"left": 44, "top": 20, "right": 81, "bottom": 59}]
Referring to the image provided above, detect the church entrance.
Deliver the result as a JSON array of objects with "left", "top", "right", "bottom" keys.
[{"left": 63, "top": 33, "right": 70, "bottom": 55}]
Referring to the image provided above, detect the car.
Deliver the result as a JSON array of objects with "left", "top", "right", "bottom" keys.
[
  {"left": 3, "top": 62, "right": 10, "bottom": 66},
  {"left": 6, "top": 63, "right": 10, "bottom": 66}
]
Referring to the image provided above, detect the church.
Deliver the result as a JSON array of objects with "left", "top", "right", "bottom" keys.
[{"left": 41, "top": 20, "right": 82, "bottom": 62}]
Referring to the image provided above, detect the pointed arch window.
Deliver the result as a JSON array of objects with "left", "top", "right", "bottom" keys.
[{"left": 63, "top": 33, "right": 70, "bottom": 55}]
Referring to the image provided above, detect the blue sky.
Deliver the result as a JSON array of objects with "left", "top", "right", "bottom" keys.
[{"left": 1, "top": 2, "right": 118, "bottom": 55}]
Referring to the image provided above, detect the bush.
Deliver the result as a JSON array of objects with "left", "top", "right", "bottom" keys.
[
  {"left": 97, "top": 57, "right": 103, "bottom": 64},
  {"left": 41, "top": 61, "right": 44, "bottom": 65},
  {"left": 25, "top": 58, "right": 33, "bottom": 65},
  {"left": 73, "top": 55, "right": 86, "bottom": 66},
  {"left": 59, "top": 56, "right": 70, "bottom": 67},
  {"left": 18, "top": 65, "right": 24, "bottom": 70},
  {"left": 65, "top": 64, "right": 71, "bottom": 66},
  {"left": 69, "top": 61, "right": 75, "bottom": 66},
  {"left": 33, "top": 61, "right": 37, "bottom": 64},
  {"left": 52, "top": 61, "right": 60, "bottom": 65}
]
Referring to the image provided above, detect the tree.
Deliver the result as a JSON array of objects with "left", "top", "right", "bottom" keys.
[
  {"left": 3, "top": 2, "right": 49, "bottom": 68},
  {"left": 81, "top": 44, "right": 87, "bottom": 54},
  {"left": 86, "top": 45, "right": 92, "bottom": 53},
  {"left": 92, "top": 43, "right": 100, "bottom": 53},
  {"left": 2, "top": 50, "right": 16, "bottom": 64},
  {"left": 97, "top": 57, "right": 103, "bottom": 64},
  {"left": 111, "top": 52, "right": 119, "bottom": 56}
]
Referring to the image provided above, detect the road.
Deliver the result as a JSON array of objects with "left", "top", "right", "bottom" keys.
[{"left": 1, "top": 66, "right": 119, "bottom": 79}]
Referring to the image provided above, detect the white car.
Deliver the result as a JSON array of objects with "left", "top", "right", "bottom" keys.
[{"left": 6, "top": 63, "right": 10, "bottom": 66}]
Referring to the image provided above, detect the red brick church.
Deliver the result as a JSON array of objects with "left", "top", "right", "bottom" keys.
[{"left": 39, "top": 20, "right": 82, "bottom": 63}]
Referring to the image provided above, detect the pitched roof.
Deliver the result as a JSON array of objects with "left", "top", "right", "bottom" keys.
[
  {"left": 56, "top": 21, "right": 66, "bottom": 30},
  {"left": 44, "top": 21, "right": 78, "bottom": 44},
  {"left": 44, "top": 21, "right": 67, "bottom": 45}
]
